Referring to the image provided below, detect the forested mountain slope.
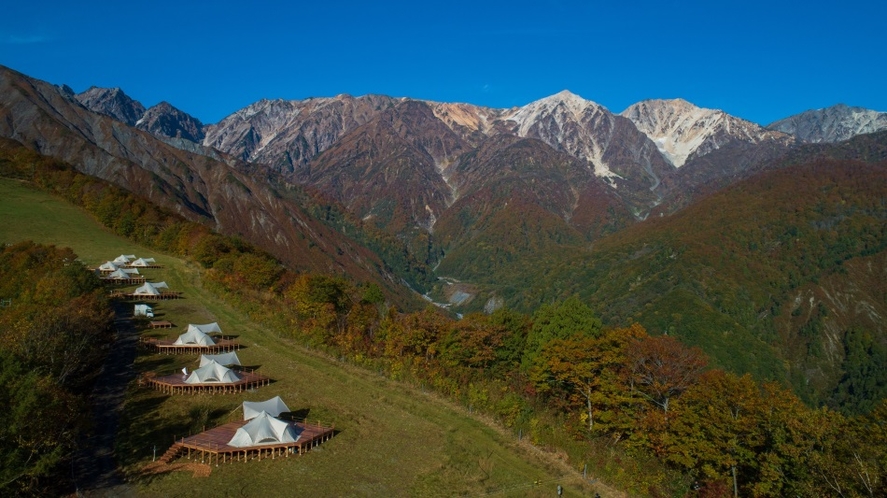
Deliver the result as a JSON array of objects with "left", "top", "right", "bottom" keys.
[{"left": 492, "top": 148, "right": 887, "bottom": 403}]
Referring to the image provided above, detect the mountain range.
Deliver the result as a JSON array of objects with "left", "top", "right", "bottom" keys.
[{"left": 1, "top": 63, "right": 886, "bottom": 405}]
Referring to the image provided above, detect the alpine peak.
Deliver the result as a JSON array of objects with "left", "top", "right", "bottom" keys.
[{"left": 622, "top": 98, "right": 788, "bottom": 167}]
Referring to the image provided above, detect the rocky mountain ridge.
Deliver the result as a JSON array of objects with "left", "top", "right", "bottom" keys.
[
  {"left": 75, "top": 86, "right": 146, "bottom": 126},
  {"left": 74, "top": 83, "right": 886, "bottom": 170},
  {"left": 621, "top": 98, "right": 793, "bottom": 167},
  {"left": 74, "top": 84, "right": 884, "bottom": 220},
  {"left": 768, "top": 103, "right": 887, "bottom": 143},
  {"left": 26, "top": 66, "right": 887, "bottom": 302},
  {"left": 137, "top": 101, "right": 205, "bottom": 142},
  {"left": 0, "top": 65, "right": 424, "bottom": 304},
  {"left": 75, "top": 87, "right": 205, "bottom": 143},
  {"left": 66, "top": 74, "right": 887, "bottom": 289}
]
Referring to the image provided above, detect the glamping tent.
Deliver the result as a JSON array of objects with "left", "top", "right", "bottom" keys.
[
  {"left": 132, "top": 281, "right": 169, "bottom": 296},
  {"left": 227, "top": 411, "right": 300, "bottom": 448},
  {"left": 98, "top": 261, "right": 120, "bottom": 272},
  {"left": 129, "top": 257, "right": 156, "bottom": 267},
  {"left": 105, "top": 268, "right": 140, "bottom": 279},
  {"left": 242, "top": 396, "right": 291, "bottom": 420},
  {"left": 199, "top": 351, "right": 241, "bottom": 368},
  {"left": 104, "top": 269, "right": 131, "bottom": 280},
  {"left": 188, "top": 322, "right": 222, "bottom": 335},
  {"left": 112, "top": 254, "right": 137, "bottom": 264},
  {"left": 174, "top": 327, "right": 216, "bottom": 346},
  {"left": 134, "top": 304, "right": 153, "bottom": 317},
  {"left": 184, "top": 359, "right": 240, "bottom": 384}
]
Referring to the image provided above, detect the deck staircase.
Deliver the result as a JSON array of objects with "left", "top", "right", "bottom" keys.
[{"left": 156, "top": 442, "right": 184, "bottom": 464}]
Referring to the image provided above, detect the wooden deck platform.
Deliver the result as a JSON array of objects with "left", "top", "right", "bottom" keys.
[
  {"left": 110, "top": 291, "right": 183, "bottom": 300},
  {"left": 140, "top": 337, "right": 240, "bottom": 354},
  {"left": 142, "top": 369, "right": 271, "bottom": 394},
  {"left": 148, "top": 320, "right": 174, "bottom": 329},
  {"left": 127, "top": 292, "right": 182, "bottom": 300},
  {"left": 160, "top": 419, "right": 336, "bottom": 466},
  {"left": 125, "top": 264, "right": 163, "bottom": 269},
  {"left": 101, "top": 276, "right": 146, "bottom": 285}
]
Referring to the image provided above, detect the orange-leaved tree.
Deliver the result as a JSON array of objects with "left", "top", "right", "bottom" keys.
[{"left": 532, "top": 323, "right": 647, "bottom": 433}]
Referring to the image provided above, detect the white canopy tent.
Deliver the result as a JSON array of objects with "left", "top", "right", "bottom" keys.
[
  {"left": 188, "top": 322, "right": 222, "bottom": 335},
  {"left": 112, "top": 254, "right": 137, "bottom": 264},
  {"left": 242, "top": 396, "right": 291, "bottom": 421},
  {"left": 184, "top": 360, "right": 240, "bottom": 384},
  {"left": 98, "top": 261, "right": 120, "bottom": 272},
  {"left": 106, "top": 268, "right": 140, "bottom": 279},
  {"left": 129, "top": 257, "right": 156, "bottom": 267},
  {"left": 199, "top": 351, "right": 241, "bottom": 368},
  {"left": 174, "top": 327, "right": 216, "bottom": 346},
  {"left": 227, "top": 411, "right": 300, "bottom": 448},
  {"left": 104, "top": 269, "right": 131, "bottom": 280},
  {"left": 132, "top": 281, "right": 169, "bottom": 296}
]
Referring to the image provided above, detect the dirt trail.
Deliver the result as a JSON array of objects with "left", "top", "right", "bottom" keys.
[{"left": 71, "top": 302, "right": 138, "bottom": 497}]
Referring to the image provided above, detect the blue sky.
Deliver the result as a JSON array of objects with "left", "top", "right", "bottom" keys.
[{"left": 1, "top": 0, "right": 885, "bottom": 125}]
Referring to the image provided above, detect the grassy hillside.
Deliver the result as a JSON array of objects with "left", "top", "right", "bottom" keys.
[{"left": 0, "top": 177, "right": 611, "bottom": 497}]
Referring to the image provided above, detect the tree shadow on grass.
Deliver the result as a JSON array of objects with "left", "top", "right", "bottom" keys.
[
  {"left": 286, "top": 408, "right": 311, "bottom": 422},
  {"left": 135, "top": 355, "right": 178, "bottom": 374}
]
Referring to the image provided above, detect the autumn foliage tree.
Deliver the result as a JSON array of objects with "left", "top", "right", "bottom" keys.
[
  {"left": 532, "top": 323, "right": 647, "bottom": 433},
  {"left": 665, "top": 371, "right": 766, "bottom": 496},
  {"left": 626, "top": 334, "right": 707, "bottom": 414},
  {"left": 0, "top": 242, "right": 112, "bottom": 495}
]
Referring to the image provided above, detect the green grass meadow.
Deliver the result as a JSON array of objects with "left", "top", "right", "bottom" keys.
[{"left": 0, "top": 178, "right": 609, "bottom": 497}]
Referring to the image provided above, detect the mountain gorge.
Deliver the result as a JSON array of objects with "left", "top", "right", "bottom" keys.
[{"left": 3, "top": 63, "right": 887, "bottom": 408}]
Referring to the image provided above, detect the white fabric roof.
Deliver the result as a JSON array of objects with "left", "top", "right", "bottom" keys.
[
  {"left": 243, "top": 396, "right": 291, "bottom": 421},
  {"left": 133, "top": 282, "right": 159, "bottom": 295},
  {"left": 99, "top": 261, "right": 119, "bottom": 271},
  {"left": 130, "top": 257, "right": 156, "bottom": 267},
  {"left": 174, "top": 327, "right": 216, "bottom": 346},
  {"left": 184, "top": 360, "right": 240, "bottom": 384},
  {"left": 133, "top": 281, "right": 169, "bottom": 295},
  {"left": 112, "top": 254, "right": 137, "bottom": 264},
  {"left": 227, "top": 411, "right": 300, "bottom": 448},
  {"left": 188, "top": 322, "right": 222, "bottom": 335},
  {"left": 121, "top": 267, "right": 140, "bottom": 275},
  {"left": 199, "top": 351, "right": 241, "bottom": 367},
  {"left": 105, "top": 269, "right": 130, "bottom": 280}
]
